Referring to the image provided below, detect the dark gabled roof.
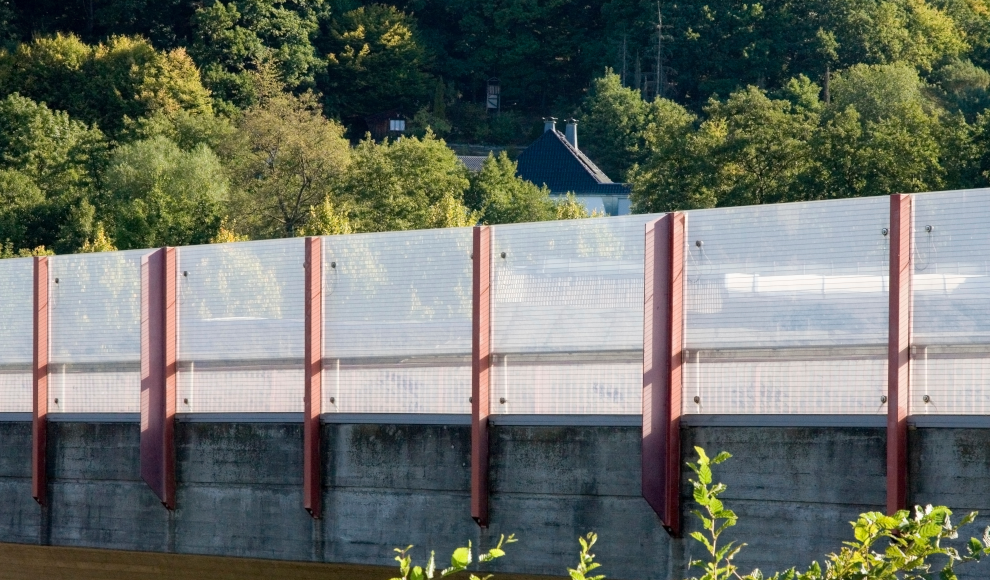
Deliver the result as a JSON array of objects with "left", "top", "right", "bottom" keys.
[{"left": 515, "top": 129, "right": 630, "bottom": 196}]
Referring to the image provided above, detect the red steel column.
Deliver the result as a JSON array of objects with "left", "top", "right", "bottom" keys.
[
  {"left": 643, "top": 212, "right": 685, "bottom": 535},
  {"left": 471, "top": 226, "right": 492, "bottom": 528},
  {"left": 888, "top": 194, "right": 912, "bottom": 514},
  {"left": 32, "top": 256, "right": 49, "bottom": 505},
  {"left": 140, "top": 248, "right": 177, "bottom": 509},
  {"left": 304, "top": 237, "right": 323, "bottom": 518}
]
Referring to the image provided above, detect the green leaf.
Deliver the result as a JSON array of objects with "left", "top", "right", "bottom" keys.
[
  {"left": 970, "top": 537, "right": 984, "bottom": 556},
  {"left": 712, "top": 451, "right": 732, "bottom": 464},
  {"left": 699, "top": 464, "right": 713, "bottom": 485},
  {"left": 694, "top": 485, "right": 710, "bottom": 505},
  {"left": 689, "top": 531, "right": 715, "bottom": 553},
  {"left": 411, "top": 566, "right": 425, "bottom": 580},
  {"left": 695, "top": 446, "right": 710, "bottom": 464},
  {"left": 451, "top": 546, "right": 472, "bottom": 568}
]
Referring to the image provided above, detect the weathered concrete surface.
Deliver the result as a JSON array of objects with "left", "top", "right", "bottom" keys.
[
  {"left": 678, "top": 427, "right": 887, "bottom": 577},
  {"left": 175, "top": 422, "right": 313, "bottom": 561},
  {"left": 1, "top": 420, "right": 989, "bottom": 580},
  {"left": 47, "top": 422, "right": 167, "bottom": 551},
  {"left": 910, "top": 428, "right": 990, "bottom": 580},
  {"left": 322, "top": 424, "right": 478, "bottom": 567},
  {"left": 0, "top": 422, "right": 38, "bottom": 545},
  {"left": 487, "top": 426, "right": 670, "bottom": 580}
]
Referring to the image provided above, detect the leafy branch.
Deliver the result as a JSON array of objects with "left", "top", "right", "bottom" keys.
[
  {"left": 685, "top": 447, "right": 990, "bottom": 580},
  {"left": 568, "top": 532, "right": 606, "bottom": 580},
  {"left": 391, "top": 534, "right": 517, "bottom": 580}
]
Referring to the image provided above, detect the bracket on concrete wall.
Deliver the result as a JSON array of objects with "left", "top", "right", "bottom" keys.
[
  {"left": 888, "top": 194, "right": 912, "bottom": 515},
  {"left": 643, "top": 213, "right": 685, "bottom": 536},
  {"left": 32, "top": 256, "right": 49, "bottom": 506},
  {"left": 472, "top": 226, "right": 492, "bottom": 528},
  {"left": 304, "top": 237, "right": 323, "bottom": 519},
  {"left": 140, "top": 247, "right": 177, "bottom": 509}
]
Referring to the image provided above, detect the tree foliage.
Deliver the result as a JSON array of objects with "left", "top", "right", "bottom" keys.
[
  {"left": 104, "top": 136, "right": 227, "bottom": 249},
  {"left": 343, "top": 131, "right": 471, "bottom": 231},
  {"left": 685, "top": 446, "right": 990, "bottom": 580},
  {"left": 466, "top": 152, "right": 592, "bottom": 224},
  {"left": 228, "top": 90, "right": 351, "bottom": 238},
  {"left": 0, "top": 34, "right": 212, "bottom": 135},
  {"left": 322, "top": 4, "right": 433, "bottom": 119},
  {"left": 191, "top": 0, "right": 325, "bottom": 106}
]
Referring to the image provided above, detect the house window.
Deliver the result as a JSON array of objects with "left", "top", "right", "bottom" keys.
[{"left": 389, "top": 119, "right": 406, "bottom": 132}]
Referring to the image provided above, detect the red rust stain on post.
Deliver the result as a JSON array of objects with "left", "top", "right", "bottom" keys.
[{"left": 472, "top": 226, "right": 491, "bottom": 528}]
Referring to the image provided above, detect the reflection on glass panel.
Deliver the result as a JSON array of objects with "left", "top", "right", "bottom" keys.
[
  {"left": 683, "top": 197, "right": 890, "bottom": 415},
  {"left": 0, "top": 258, "right": 33, "bottom": 412},
  {"left": 912, "top": 188, "right": 990, "bottom": 414},
  {"left": 49, "top": 251, "right": 144, "bottom": 413},
  {"left": 322, "top": 228, "right": 472, "bottom": 414},
  {"left": 490, "top": 215, "right": 657, "bottom": 415},
  {"left": 177, "top": 239, "right": 304, "bottom": 413}
]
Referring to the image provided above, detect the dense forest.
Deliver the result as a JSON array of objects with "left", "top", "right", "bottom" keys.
[{"left": 1, "top": 0, "right": 990, "bottom": 255}]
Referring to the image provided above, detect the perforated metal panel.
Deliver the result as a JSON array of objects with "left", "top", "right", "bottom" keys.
[
  {"left": 177, "top": 239, "right": 304, "bottom": 413},
  {"left": 48, "top": 251, "right": 144, "bottom": 413},
  {"left": 321, "top": 228, "right": 473, "bottom": 414},
  {"left": 490, "top": 215, "right": 657, "bottom": 414},
  {"left": 682, "top": 197, "right": 890, "bottom": 415},
  {"left": 0, "top": 258, "right": 34, "bottom": 412},
  {"left": 912, "top": 188, "right": 990, "bottom": 415}
]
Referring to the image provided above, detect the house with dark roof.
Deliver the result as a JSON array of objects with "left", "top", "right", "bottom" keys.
[{"left": 515, "top": 119, "right": 631, "bottom": 215}]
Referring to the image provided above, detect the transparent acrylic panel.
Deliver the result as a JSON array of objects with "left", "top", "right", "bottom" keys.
[
  {"left": 49, "top": 251, "right": 144, "bottom": 413},
  {"left": 490, "top": 215, "right": 658, "bottom": 415},
  {"left": 177, "top": 239, "right": 304, "bottom": 413},
  {"left": 683, "top": 197, "right": 890, "bottom": 415},
  {"left": 683, "top": 350, "right": 888, "bottom": 415},
  {"left": 912, "top": 188, "right": 990, "bottom": 414},
  {"left": 0, "top": 258, "right": 33, "bottom": 412},
  {"left": 322, "top": 228, "right": 473, "bottom": 414}
]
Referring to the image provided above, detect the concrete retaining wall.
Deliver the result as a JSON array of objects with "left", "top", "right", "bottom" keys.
[{"left": 0, "top": 419, "right": 988, "bottom": 580}]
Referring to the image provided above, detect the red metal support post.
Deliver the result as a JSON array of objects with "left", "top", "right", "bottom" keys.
[
  {"left": 140, "top": 248, "right": 177, "bottom": 509},
  {"left": 472, "top": 226, "right": 492, "bottom": 528},
  {"left": 32, "top": 256, "right": 49, "bottom": 506},
  {"left": 304, "top": 237, "right": 323, "bottom": 518},
  {"left": 643, "top": 213, "right": 685, "bottom": 536},
  {"left": 888, "top": 194, "right": 912, "bottom": 515}
]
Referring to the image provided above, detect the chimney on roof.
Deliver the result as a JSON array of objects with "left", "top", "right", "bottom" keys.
[
  {"left": 543, "top": 117, "right": 557, "bottom": 133},
  {"left": 565, "top": 119, "right": 578, "bottom": 150}
]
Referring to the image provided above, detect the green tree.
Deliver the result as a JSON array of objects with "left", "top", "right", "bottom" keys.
[
  {"left": 704, "top": 84, "right": 819, "bottom": 206},
  {"left": 466, "top": 152, "right": 591, "bottom": 224},
  {"left": 579, "top": 70, "right": 649, "bottom": 181},
  {"left": 817, "top": 63, "right": 946, "bottom": 197},
  {"left": 191, "top": 0, "right": 325, "bottom": 106},
  {"left": 344, "top": 131, "right": 472, "bottom": 231},
  {"left": 0, "top": 34, "right": 213, "bottom": 135},
  {"left": 227, "top": 90, "right": 351, "bottom": 238},
  {"left": 628, "top": 98, "right": 717, "bottom": 212},
  {"left": 322, "top": 4, "right": 433, "bottom": 119},
  {"left": 104, "top": 135, "right": 227, "bottom": 249},
  {"left": 298, "top": 196, "right": 353, "bottom": 235},
  {"left": 0, "top": 93, "right": 106, "bottom": 252}
]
